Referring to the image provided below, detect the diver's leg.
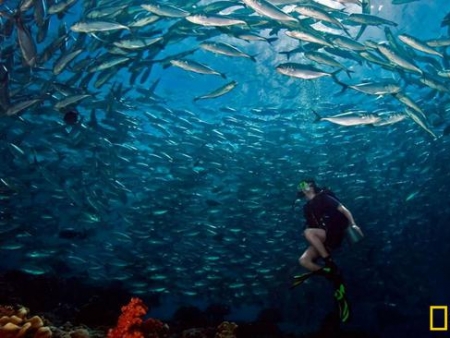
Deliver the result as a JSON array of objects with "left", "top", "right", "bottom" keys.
[
  {"left": 304, "top": 228, "right": 339, "bottom": 274},
  {"left": 303, "top": 228, "right": 329, "bottom": 258},
  {"left": 299, "top": 245, "right": 322, "bottom": 271}
]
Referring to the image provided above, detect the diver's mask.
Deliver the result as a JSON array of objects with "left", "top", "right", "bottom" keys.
[{"left": 296, "top": 181, "right": 311, "bottom": 198}]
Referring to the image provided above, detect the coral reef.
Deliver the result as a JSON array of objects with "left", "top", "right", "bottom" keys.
[
  {"left": 107, "top": 298, "right": 168, "bottom": 338},
  {"left": 215, "top": 321, "right": 237, "bottom": 338},
  {"left": 50, "top": 322, "right": 106, "bottom": 338},
  {"left": 0, "top": 305, "right": 52, "bottom": 338}
]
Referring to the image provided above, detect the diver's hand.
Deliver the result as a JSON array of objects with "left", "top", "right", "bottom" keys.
[{"left": 351, "top": 224, "right": 364, "bottom": 237}]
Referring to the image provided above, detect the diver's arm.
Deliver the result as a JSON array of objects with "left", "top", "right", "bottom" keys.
[
  {"left": 338, "top": 204, "right": 364, "bottom": 235},
  {"left": 337, "top": 204, "right": 356, "bottom": 225}
]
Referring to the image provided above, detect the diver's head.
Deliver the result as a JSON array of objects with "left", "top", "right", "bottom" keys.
[{"left": 297, "top": 179, "right": 319, "bottom": 200}]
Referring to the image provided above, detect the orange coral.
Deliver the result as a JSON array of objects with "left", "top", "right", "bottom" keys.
[{"left": 107, "top": 298, "right": 169, "bottom": 338}]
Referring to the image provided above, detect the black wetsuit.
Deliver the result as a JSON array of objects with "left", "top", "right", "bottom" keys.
[{"left": 303, "top": 191, "right": 349, "bottom": 250}]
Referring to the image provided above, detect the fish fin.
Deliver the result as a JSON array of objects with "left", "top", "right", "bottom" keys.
[
  {"left": 331, "top": 74, "right": 348, "bottom": 95},
  {"left": 354, "top": 24, "right": 367, "bottom": 41},
  {"left": 266, "top": 37, "right": 278, "bottom": 45},
  {"left": 89, "top": 33, "right": 108, "bottom": 43},
  {"left": 279, "top": 51, "right": 292, "bottom": 60},
  {"left": 312, "top": 110, "right": 322, "bottom": 122},
  {"left": 343, "top": 26, "right": 352, "bottom": 38},
  {"left": 161, "top": 61, "right": 172, "bottom": 69},
  {"left": 345, "top": 69, "right": 355, "bottom": 79}
]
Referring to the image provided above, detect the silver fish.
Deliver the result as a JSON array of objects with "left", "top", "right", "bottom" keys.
[
  {"left": 242, "top": 0, "right": 297, "bottom": 23},
  {"left": 404, "top": 108, "right": 437, "bottom": 139},
  {"left": 86, "top": 6, "right": 127, "bottom": 19},
  {"left": 54, "top": 94, "right": 92, "bottom": 110},
  {"left": 304, "top": 51, "right": 351, "bottom": 72},
  {"left": 113, "top": 37, "right": 164, "bottom": 50},
  {"left": 128, "top": 15, "right": 160, "bottom": 28},
  {"left": 6, "top": 99, "right": 41, "bottom": 116},
  {"left": 170, "top": 59, "right": 226, "bottom": 78},
  {"left": 348, "top": 81, "right": 401, "bottom": 95},
  {"left": 377, "top": 44, "right": 423, "bottom": 74},
  {"left": 48, "top": 0, "right": 78, "bottom": 15},
  {"left": 392, "top": 92, "right": 425, "bottom": 118},
  {"left": 398, "top": 34, "right": 443, "bottom": 57},
  {"left": 426, "top": 38, "right": 450, "bottom": 47},
  {"left": 372, "top": 112, "right": 407, "bottom": 126},
  {"left": 419, "top": 76, "right": 449, "bottom": 93},
  {"left": 276, "top": 63, "right": 332, "bottom": 80},
  {"left": 437, "top": 69, "right": 450, "bottom": 78},
  {"left": 141, "top": 3, "right": 190, "bottom": 18},
  {"left": 71, "top": 21, "right": 130, "bottom": 33},
  {"left": 19, "top": 0, "right": 35, "bottom": 12},
  {"left": 88, "top": 57, "right": 131, "bottom": 73},
  {"left": 315, "top": 111, "right": 381, "bottom": 126},
  {"left": 330, "top": 35, "right": 367, "bottom": 51},
  {"left": 344, "top": 13, "right": 398, "bottom": 27},
  {"left": 15, "top": 17, "right": 37, "bottom": 67},
  {"left": 200, "top": 42, "right": 255, "bottom": 61},
  {"left": 285, "top": 30, "right": 333, "bottom": 47},
  {"left": 186, "top": 14, "right": 246, "bottom": 27},
  {"left": 53, "top": 49, "right": 83, "bottom": 75},
  {"left": 194, "top": 81, "right": 238, "bottom": 101},
  {"left": 294, "top": 5, "right": 348, "bottom": 32}
]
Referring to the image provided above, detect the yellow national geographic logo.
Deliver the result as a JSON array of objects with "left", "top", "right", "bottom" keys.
[{"left": 430, "top": 306, "right": 448, "bottom": 331}]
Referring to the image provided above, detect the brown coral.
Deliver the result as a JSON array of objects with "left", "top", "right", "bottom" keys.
[
  {"left": 215, "top": 321, "right": 237, "bottom": 338},
  {"left": 0, "top": 306, "right": 52, "bottom": 338}
]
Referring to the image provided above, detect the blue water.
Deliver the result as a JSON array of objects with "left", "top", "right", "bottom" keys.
[{"left": 1, "top": 0, "right": 450, "bottom": 337}]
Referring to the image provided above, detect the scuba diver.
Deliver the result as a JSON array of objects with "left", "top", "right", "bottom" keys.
[{"left": 290, "top": 179, "right": 364, "bottom": 323}]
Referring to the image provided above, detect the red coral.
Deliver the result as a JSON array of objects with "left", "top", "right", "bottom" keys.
[
  {"left": 142, "top": 318, "right": 169, "bottom": 338},
  {"left": 107, "top": 298, "right": 169, "bottom": 338},
  {"left": 107, "top": 298, "right": 148, "bottom": 338}
]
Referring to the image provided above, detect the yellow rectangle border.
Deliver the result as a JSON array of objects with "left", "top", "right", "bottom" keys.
[{"left": 430, "top": 306, "right": 448, "bottom": 331}]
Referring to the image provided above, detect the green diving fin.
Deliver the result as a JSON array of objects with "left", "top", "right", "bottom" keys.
[
  {"left": 334, "top": 283, "right": 351, "bottom": 323},
  {"left": 290, "top": 271, "right": 315, "bottom": 289}
]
